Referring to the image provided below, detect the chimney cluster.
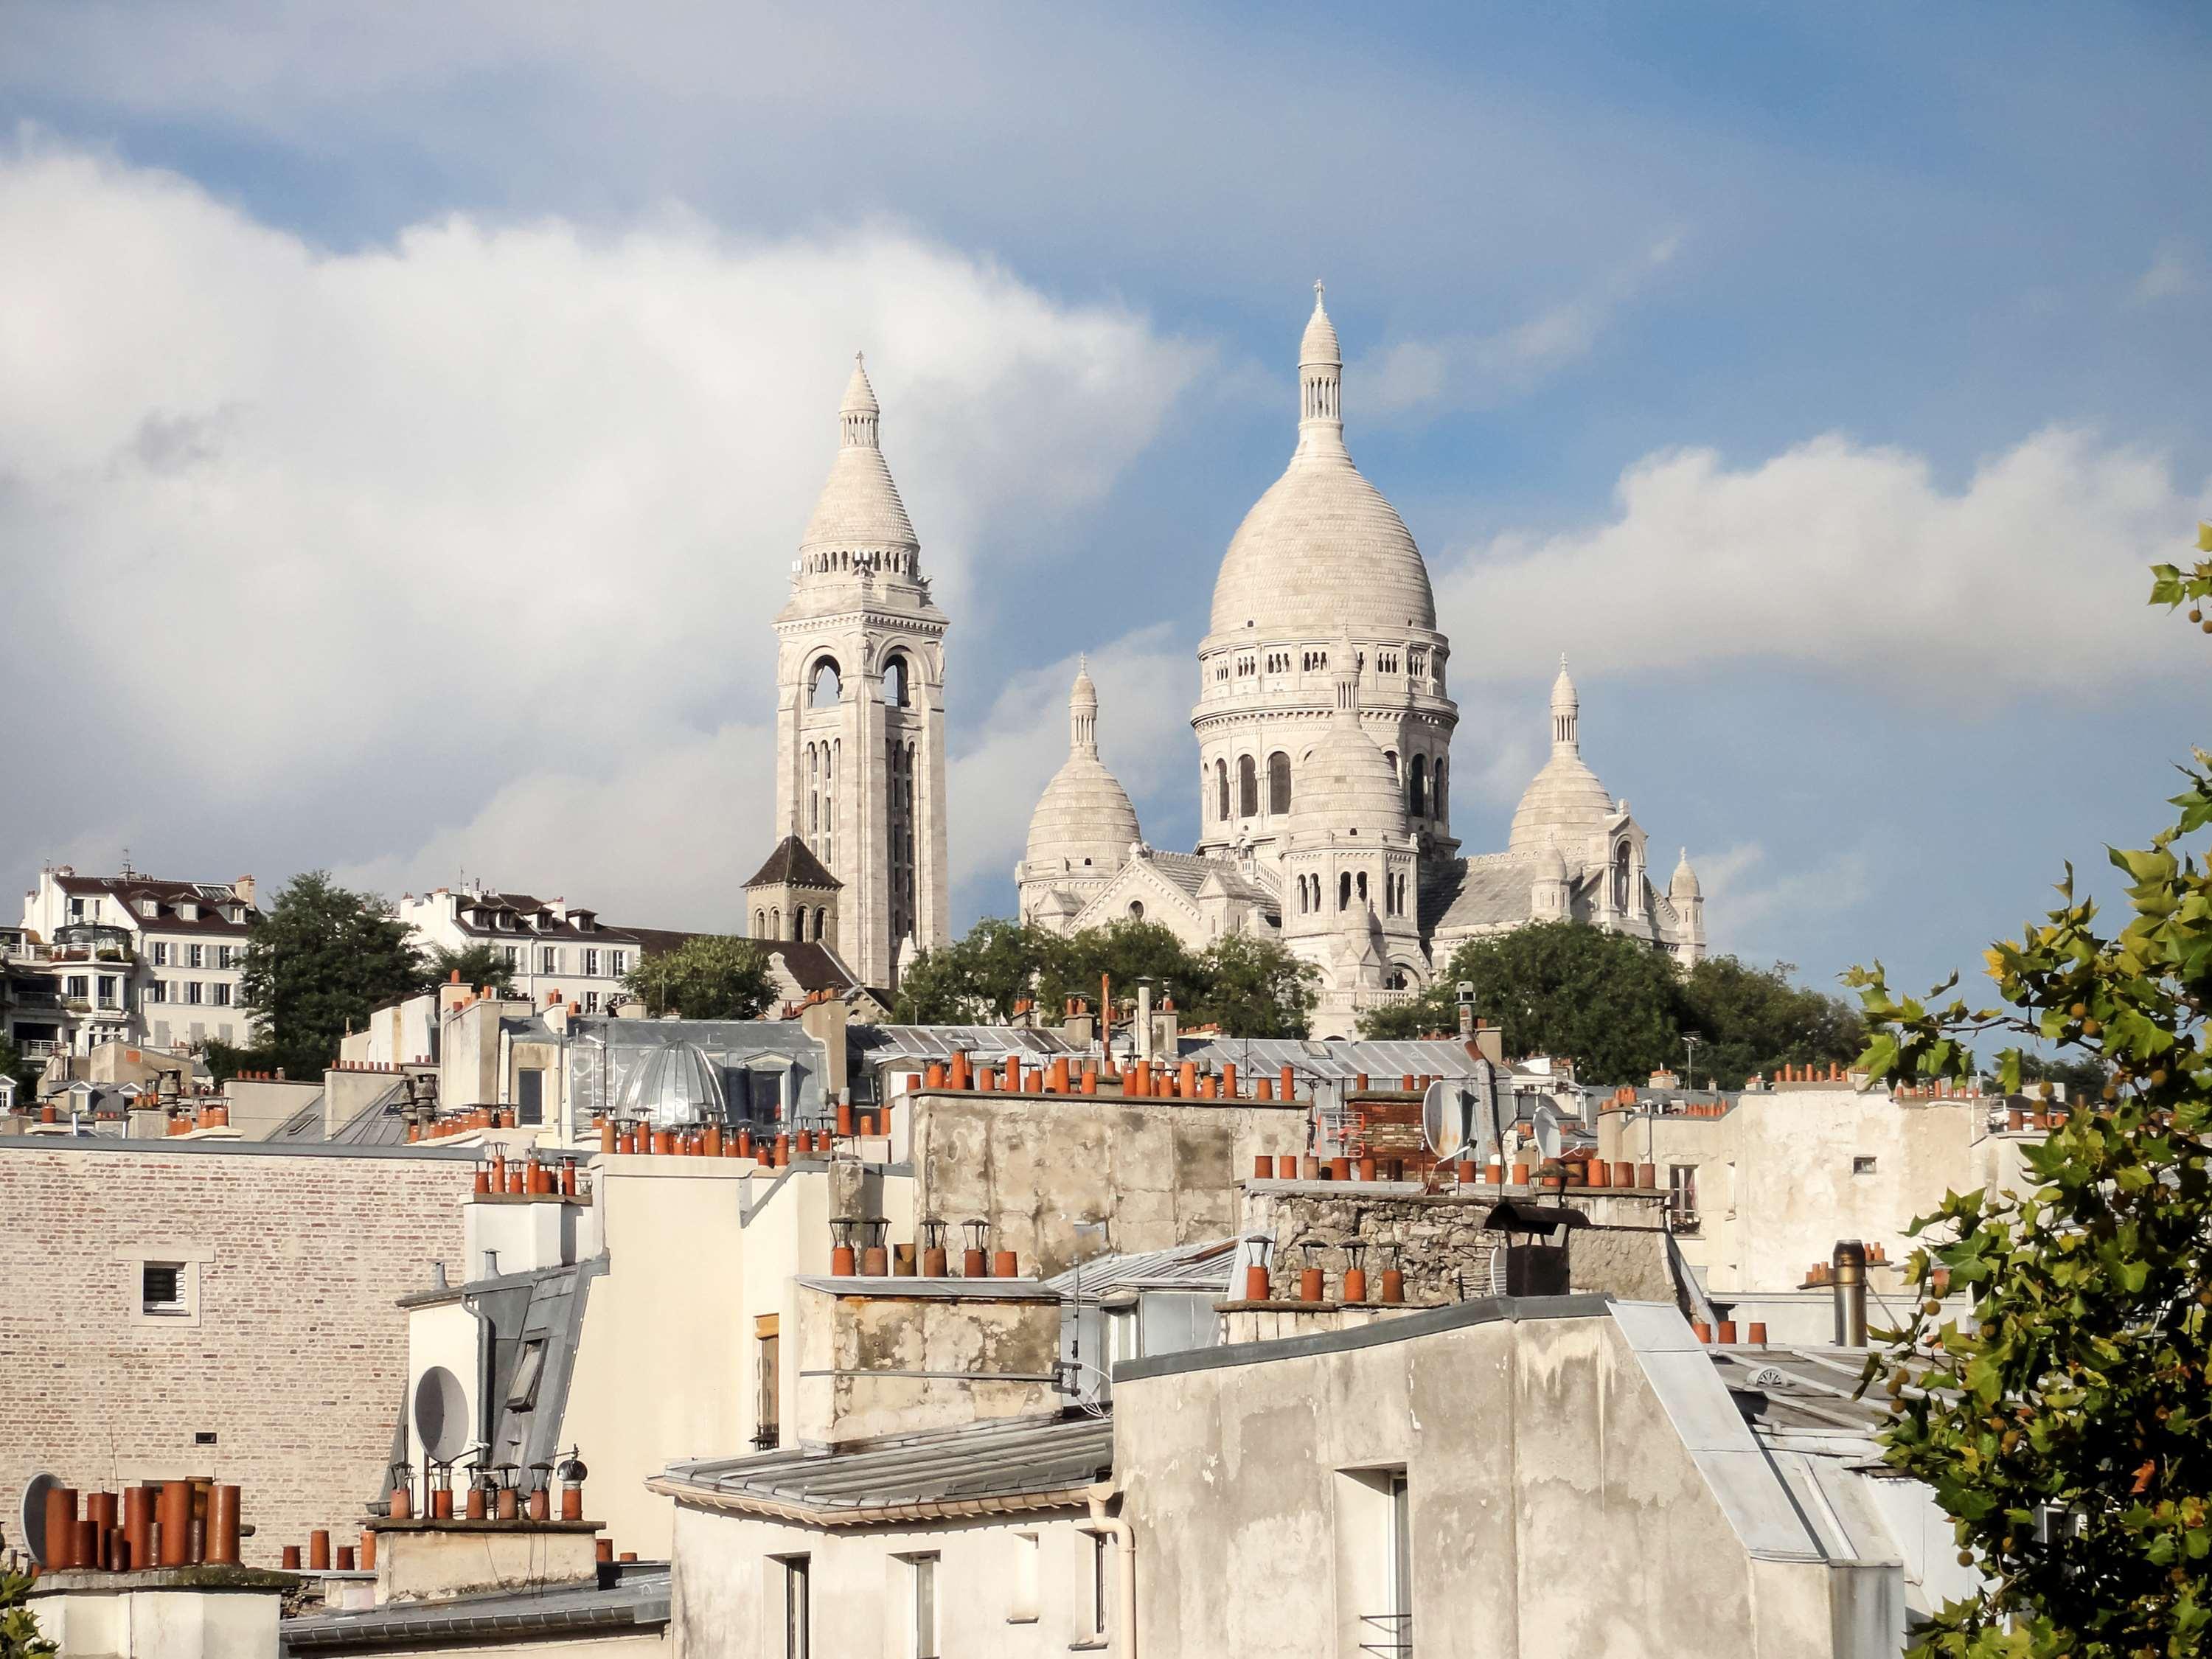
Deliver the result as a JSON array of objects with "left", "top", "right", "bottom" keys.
[
  {"left": 912, "top": 1051, "right": 1304, "bottom": 1103},
  {"left": 37, "top": 1479, "right": 244, "bottom": 1573},
  {"left": 472, "top": 1151, "right": 584, "bottom": 1200}
]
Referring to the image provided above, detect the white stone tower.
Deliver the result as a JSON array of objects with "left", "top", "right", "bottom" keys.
[
  {"left": 768, "top": 355, "right": 950, "bottom": 987},
  {"left": 1016, "top": 662, "right": 1141, "bottom": 928},
  {"left": 1194, "top": 285, "right": 1459, "bottom": 886}
]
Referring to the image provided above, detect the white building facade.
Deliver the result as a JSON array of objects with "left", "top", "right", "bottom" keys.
[
  {"left": 12, "top": 866, "right": 258, "bottom": 1055},
  {"left": 397, "top": 885, "right": 646, "bottom": 1015},
  {"left": 1015, "top": 288, "right": 1706, "bottom": 1034}
]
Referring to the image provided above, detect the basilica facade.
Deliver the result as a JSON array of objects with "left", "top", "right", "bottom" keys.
[{"left": 1015, "top": 287, "right": 1705, "bottom": 1036}]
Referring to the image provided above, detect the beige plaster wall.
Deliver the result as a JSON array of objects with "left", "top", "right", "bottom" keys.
[
  {"left": 909, "top": 1091, "right": 1306, "bottom": 1277},
  {"left": 791, "top": 1284, "right": 1060, "bottom": 1446}
]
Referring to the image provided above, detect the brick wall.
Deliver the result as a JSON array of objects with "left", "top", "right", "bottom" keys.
[{"left": 0, "top": 1141, "right": 470, "bottom": 1566}]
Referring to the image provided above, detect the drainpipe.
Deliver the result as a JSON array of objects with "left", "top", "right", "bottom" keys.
[
  {"left": 1085, "top": 1479, "right": 1137, "bottom": 1659},
  {"left": 465, "top": 1290, "right": 498, "bottom": 1459}
]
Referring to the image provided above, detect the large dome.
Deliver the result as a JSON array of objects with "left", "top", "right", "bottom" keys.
[
  {"left": 1208, "top": 289, "right": 1436, "bottom": 639},
  {"left": 1506, "top": 751, "right": 1613, "bottom": 855}
]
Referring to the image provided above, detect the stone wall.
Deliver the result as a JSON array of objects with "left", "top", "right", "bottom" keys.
[
  {"left": 1243, "top": 1183, "right": 1675, "bottom": 1304},
  {"left": 0, "top": 1140, "right": 470, "bottom": 1566},
  {"left": 909, "top": 1092, "right": 1306, "bottom": 1277}
]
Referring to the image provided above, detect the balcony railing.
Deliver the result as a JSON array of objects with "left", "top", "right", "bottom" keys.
[
  {"left": 1358, "top": 1613, "right": 1412, "bottom": 1656},
  {"left": 19, "top": 1040, "right": 58, "bottom": 1058}
]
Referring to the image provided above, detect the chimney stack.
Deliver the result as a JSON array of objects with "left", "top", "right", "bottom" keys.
[{"left": 1832, "top": 1239, "right": 1868, "bottom": 1346}]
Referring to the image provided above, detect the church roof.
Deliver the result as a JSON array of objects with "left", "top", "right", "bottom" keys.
[
  {"left": 1208, "top": 290, "right": 1436, "bottom": 639},
  {"left": 1422, "top": 855, "right": 1540, "bottom": 935},
  {"left": 743, "top": 836, "right": 842, "bottom": 892},
  {"left": 1146, "top": 850, "right": 1277, "bottom": 905},
  {"left": 1506, "top": 749, "right": 1614, "bottom": 854},
  {"left": 801, "top": 355, "right": 918, "bottom": 554}
]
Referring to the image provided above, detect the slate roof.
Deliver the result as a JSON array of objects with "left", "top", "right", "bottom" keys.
[
  {"left": 53, "top": 874, "right": 256, "bottom": 936},
  {"left": 764, "top": 940, "right": 866, "bottom": 997},
  {"left": 271, "top": 1078, "right": 414, "bottom": 1146},
  {"left": 1043, "top": 1237, "right": 1239, "bottom": 1296},
  {"left": 655, "top": 1411, "right": 1113, "bottom": 1524},
  {"left": 1144, "top": 850, "right": 1276, "bottom": 905},
  {"left": 445, "top": 891, "right": 640, "bottom": 946},
  {"left": 1711, "top": 1342, "right": 1895, "bottom": 1439},
  {"left": 1421, "top": 853, "right": 1537, "bottom": 935},
  {"left": 282, "top": 1562, "right": 667, "bottom": 1652},
  {"left": 1176, "top": 1035, "right": 1490, "bottom": 1079},
  {"left": 742, "top": 835, "right": 843, "bottom": 891},
  {"left": 623, "top": 925, "right": 700, "bottom": 958}
]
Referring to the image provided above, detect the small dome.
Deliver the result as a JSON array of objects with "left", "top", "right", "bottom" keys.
[
  {"left": 1551, "top": 654, "right": 1578, "bottom": 712},
  {"left": 616, "top": 1043, "right": 728, "bottom": 1128},
  {"left": 1070, "top": 661, "right": 1098, "bottom": 711},
  {"left": 1507, "top": 751, "right": 1614, "bottom": 855},
  {"left": 839, "top": 352, "right": 880, "bottom": 416},
  {"left": 1025, "top": 754, "right": 1141, "bottom": 874},
  {"left": 1291, "top": 717, "right": 1408, "bottom": 843},
  {"left": 1670, "top": 848, "right": 1702, "bottom": 900},
  {"left": 1537, "top": 838, "right": 1569, "bottom": 883}
]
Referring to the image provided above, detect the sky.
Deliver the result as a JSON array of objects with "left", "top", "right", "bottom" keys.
[{"left": 4, "top": 1, "right": 2211, "bottom": 1010}]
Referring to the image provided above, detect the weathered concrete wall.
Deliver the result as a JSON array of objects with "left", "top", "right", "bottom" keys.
[
  {"left": 669, "top": 1501, "right": 1102, "bottom": 1659},
  {"left": 1599, "top": 1088, "right": 2045, "bottom": 1293},
  {"left": 1242, "top": 1184, "right": 1674, "bottom": 1304},
  {"left": 910, "top": 1091, "right": 1305, "bottom": 1277},
  {"left": 1113, "top": 1305, "right": 1843, "bottom": 1659},
  {"left": 793, "top": 1284, "right": 1060, "bottom": 1446},
  {"left": 0, "top": 1141, "right": 470, "bottom": 1567}
]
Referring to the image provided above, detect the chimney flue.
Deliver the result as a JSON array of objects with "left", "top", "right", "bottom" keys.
[{"left": 1832, "top": 1239, "right": 1868, "bottom": 1346}]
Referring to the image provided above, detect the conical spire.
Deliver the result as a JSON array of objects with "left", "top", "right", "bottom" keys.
[
  {"left": 1670, "top": 847, "right": 1702, "bottom": 900},
  {"left": 801, "top": 352, "right": 918, "bottom": 560}
]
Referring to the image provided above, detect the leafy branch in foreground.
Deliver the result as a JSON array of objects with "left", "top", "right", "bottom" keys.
[{"left": 1846, "top": 524, "right": 2212, "bottom": 1659}]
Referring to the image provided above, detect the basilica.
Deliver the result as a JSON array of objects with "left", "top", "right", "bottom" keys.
[{"left": 743, "top": 288, "right": 1703, "bottom": 1034}]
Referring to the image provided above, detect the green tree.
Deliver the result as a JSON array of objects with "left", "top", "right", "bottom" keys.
[
  {"left": 1186, "top": 932, "right": 1321, "bottom": 1039},
  {"left": 622, "top": 934, "right": 774, "bottom": 1020},
  {"left": 1677, "top": 953, "right": 1866, "bottom": 1090},
  {"left": 894, "top": 919, "right": 1069, "bottom": 1024},
  {"left": 1046, "top": 919, "right": 1203, "bottom": 1018},
  {"left": 0, "top": 1033, "right": 37, "bottom": 1096},
  {"left": 2004, "top": 1050, "right": 2112, "bottom": 1099},
  {"left": 427, "top": 942, "right": 518, "bottom": 997},
  {"left": 1360, "top": 920, "right": 1683, "bottom": 1083},
  {"left": 1, "top": 1563, "right": 58, "bottom": 1658},
  {"left": 240, "top": 872, "right": 425, "bottom": 1078},
  {"left": 1846, "top": 525, "right": 2212, "bottom": 1658}
]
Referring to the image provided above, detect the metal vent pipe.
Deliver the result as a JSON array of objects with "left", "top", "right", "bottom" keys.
[{"left": 1832, "top": 1239, "right": 1867, "bottom": 1346}]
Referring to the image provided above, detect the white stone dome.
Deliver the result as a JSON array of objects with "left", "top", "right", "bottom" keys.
[
  {"left": 1024, "top": 663, "right": 1141, "bottom": 874},
  {"left": 1507, "top": 749, "right": 1613, "bottom": 855},
  {"left": 1537, "top": 837, "right": 1568, "bottom": 883},
  {"left": 1208, "top": 289, "right": 1436, "bottom": 639},
  {"left": 1292, "top": 661, "right": 1408, "bottom": 842},
  {"left": 1670, "top": 848, "right": 1701, "bottom": 900}
]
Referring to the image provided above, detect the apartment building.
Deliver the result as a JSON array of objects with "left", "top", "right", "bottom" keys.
[{"left": 397, "top": 885, "right": 654, "bottom": 1015}]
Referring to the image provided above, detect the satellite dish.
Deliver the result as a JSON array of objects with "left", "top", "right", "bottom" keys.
[
  {"left": 413, "top": 1366, "right": 470, "bottom": 1463},
  {"left": 1421, "top": 1078, "right": 1468, "bottom": 1160},
  {"left": 20, "top": 1472, "right": 57, "bottom": 1565},
  {"left": 1529, "top": 1105, "right": 1565, "bottom": 1162}
]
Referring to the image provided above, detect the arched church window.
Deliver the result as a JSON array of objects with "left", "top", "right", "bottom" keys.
[
  {"left": 791, "top": 908, "right": 805, "bottom": 942},
  {"left": 1128, "top": 900, "right": 1144, "bottom": 920},
  {"left": 1384, "top": 750, "right": 1398, "bottom": 782},
  {"left": 1215, "top": 759, "right": 1229, "bottom": 822},
  {"left": 883, "top": 655, "right": 909, "bottom": 708},
  {"left": 770, "top": 907, "right": 781, "bottom": 936},
  {"left": 1237, "top": 756, "right": 1259, "bottom": 818},
  {"left": 1356, "top": 871, "right": 1368, "bottom": 905},
  {"left": 1267, "top": 752, "right": 1291, "bottom": 815},
  {"left": 1613, "top": 841, "right": 1632, "bottom": 911},
  {"left": 1338, "top": 872, "right": 1352, "bottom": 912},
  {"left": 1385, "top": 969, "right": 1407, "bottom": 991},
  {"left": 810, "top": 658, "right": 842, "bottom": 709},
  {"left": 815, "top": 908, "right": 829, "bottom": 945},
  {"left": 1435, "top": 760, "right": 1447, "bottom": 822},
  {"left": 754, "top": 909, "right": 765, "bottom": 936},
  {"left": 1410, "top": 755, "right": 1428, "bottom": 817}
]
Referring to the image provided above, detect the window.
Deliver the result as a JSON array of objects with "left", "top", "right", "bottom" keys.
[
  {"left": 1127, "top": 900, "right": 1144, "bottom": 921},
  {"left": 1338, "top": 1467, "right": 1411, "bottom": 1657},
  {"left": 1388, "top": 1472, "right": 1412, "bottom": 1654},
  {"left": 540, "top": 947, "right": 559, "bottom": 975},
  {"left": 809, "top": 657, "right": 841, "bottom": 709},
  {"left": 503, "top": 946, "right": 521, "bottom": 970},
  {"left": 66, "top": 975, "right": 88, "bottom": 1000},
  {"left": 1853, "top": 1155, "right": 1877, "bottom": 1175},
  {"left": 1007, "top": 1531, "right": 1040, "bottom": 1624},
  {"left": 1089, "top": 1530, "right": 1112, "bottom": 1642},
  {"left": 1339, "top": 872, "right": 1352, "bottom": 911},
  {"left": 1267, "top": 751, "right": 1292, "bottom": 815},
  {"left": 1613, "top": 841, "right": 1633, "bottom": 911},
  {"left": 506, "top": 1338, "right": 546, "bottom": 1410},
  {"left": 608, "top": 950, "right": 627, "bottom": 977},
  {"left": 1214, "top": 759, "right": 1229, "bottom": 821},
  {"left": 779, "top": 1556, "right": 810, "bottom": 1659},
  {"left": 97, "top": 975, "right": 121, "bottom": 1009},
  {"left": 187, "top": 944, "right": 204, "bottom": 969},
  {"left": 1237, "top": 755, "right": 1258, "bottom": 818},
  {"left": 755, "top": 1318, "right": 781, "bottom": 1449},
  {"left": 142, "top": 1262, "right": 185, "bottom": 1314},
  {"left": 152, "top": 942, "right": 170, "bottom": 967},
  {"left": 217, "top": 946, "right": 235, "bottom": 970},
  {"left": 1669, "top": 1164, "right": 1699, "bottom": 1220},
  {"left": 1410, "top": 754, "right": 1427, "bottom": 817},
  {"left": 906, "top": 1554, "right": 939, "bottom": 1658},
  {"left": 582, "top": 949, "right": 600, "bottom": 977},
  {"left": 212, "top": 984, "right": 232, "bottom": 1007},
  {"left": 145, "top": 981, "right": 165, "bottom": 1005},
  {"left": 584, "top": 991, "right": 600, "bottom": 1014},
  {"left": 187, "top": 981, "right": 204, "bottom": 1006},
  {"left": 883, "top": 655, "right": 910, "bottom": 708},
  {"left": 517, "top": 1069, "right": 545, "bottom": 1126}
]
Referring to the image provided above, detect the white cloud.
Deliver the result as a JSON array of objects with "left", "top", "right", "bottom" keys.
[
  {"left": 1694, "top": 841, "right": 1872, "bottom": 963},
  {"left": 1433, "top": 427, "right": 2212, "bottom": 703},
  {"left": 945, "top": 625, "right": 1190, "bottom": 895},
  {"left": 1351, "top": 232, "right": 1684, "bottom": 419},
  {"left": 0, "top": 138, "right": 1200, "bottom": 916},
  {"left": 2130, "top": 246, "right": 2199, "bottom": 305}
]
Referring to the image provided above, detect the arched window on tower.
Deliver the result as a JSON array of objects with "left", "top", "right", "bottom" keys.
[
  {"left": 810, "top": 658, "right": 842, "bottom": 709},
  {"left": 1338, "top": 871, "right": 1352, "bottom": 911},
  {"left": 883, "top": 654, "right": 909, "bottom": 709},
  {"left": 1237, "top": 756, "right": 1259, "bottom": 819},
  {"left": 1384, "top": 750, "right": 1398, "bottom": 782},
  {"left": 1410, "top": 755, "right": 1428, "bottom": 818},
  {"left": 1215, "top": 759, "right": 1230, "bottom": 822},
  {"left": 1356, "top": 871, "right": 1368, "bottom": 906},
  {"left": 1435, "top": 759, "right": 1447, "bottom": 823},
  {"left": 770, "top": 907, "right": 781, "bottom": 937},
  {"left": 1267, "top": 751, "right": 1292, "bottom": 815},
  {"left": 815, "top": 907, "right": 830, "bottom": 945},
  {"left": 791, "top": 908, "right": 805, "bottom": 942},
  {"left": 1613, "top": 841, "right": 1632, "bottom": 911}
]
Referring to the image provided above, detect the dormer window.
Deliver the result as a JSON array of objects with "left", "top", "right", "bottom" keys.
[
  {"left": 139, "top": 900, "right": 159, "bottom": 919},
  {"left": 178, "top": 901, "right": 198, "bottom": 922}
]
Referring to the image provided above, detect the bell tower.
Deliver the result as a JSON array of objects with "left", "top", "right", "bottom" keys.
[{"left": 766, "top": 355, "right": 951, "bottom": 988}]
